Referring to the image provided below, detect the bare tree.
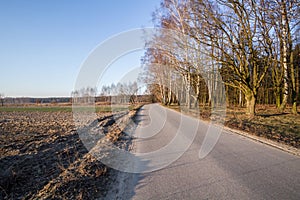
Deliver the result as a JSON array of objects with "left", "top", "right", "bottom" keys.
[
  {"left": 259, "top": 0, "right": 299, "bottom": 113},
  {"left": 272, "top": 0, "right": 299, "bottom": 113},
  {"left": 144, "top": 0, "right": 299, "bottom": 116}
]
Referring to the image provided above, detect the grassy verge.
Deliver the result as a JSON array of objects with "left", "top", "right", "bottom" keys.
[
  {"left": 225, "top": 106, "right": 300, "bottom": 148},
  {"left": 166, "top": 104, "right": 300, "bottom": 148}
]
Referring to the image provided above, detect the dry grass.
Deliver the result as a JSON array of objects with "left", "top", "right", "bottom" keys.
[
  {"left": 168, "top": 104, "right": 300, "bottom": 148},
  {"left": 225, "top": 105, "right": 300, "bottom": 148}
]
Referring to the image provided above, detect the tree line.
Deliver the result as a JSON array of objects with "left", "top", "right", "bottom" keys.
[
  {"left": 100, "top": 82, "right": 139, "bottom": 104},
  {"left": 71, "top": 82, "right": 140, "bottom": 104},
  {"left": 143, "top": 0, "right": 300, "bottom": 116}
]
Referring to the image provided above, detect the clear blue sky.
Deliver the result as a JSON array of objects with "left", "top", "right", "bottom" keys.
[{"left": 0, "top": 0, "right": 160, "bottom": 97}]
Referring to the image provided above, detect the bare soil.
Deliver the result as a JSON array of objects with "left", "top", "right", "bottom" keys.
[{"left": 0, "top": 109, "right": 137, "bottom": 199}]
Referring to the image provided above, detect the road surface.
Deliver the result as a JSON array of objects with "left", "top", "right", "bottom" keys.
[{"left": 106, "top": 104, "right": 300, "bottom": 200}]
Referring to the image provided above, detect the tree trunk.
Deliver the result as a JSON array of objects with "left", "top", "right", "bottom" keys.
[
  {"left": 276, "top": 92, "right": 281, "bottom": 109},
  {"left": 168, "top": 71, "right": 172, "bottom": 105},
  {"left": 160, "top": 84, "right": 166, "bottom": 105},
  {"left": 279, "top": 1, "right": 289, "bottom": 113},
  {"left": 288, "top": 26, "right": 298, "bottom": 115},
  {"left": 291, "top": 52, "right": 297, "bottom": 114},
  {"left": 245, "top": 92, "right": 256, "bottom": 117},
  {"left": 193, "top": 74, "right": 201, "bottom": 108},
  {"left": 185, "top": 73, "right": 191, "bottom": 109}
]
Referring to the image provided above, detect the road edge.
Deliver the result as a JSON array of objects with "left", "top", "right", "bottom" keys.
[
  {"left": 222, "top": 126, "right": 300, "bottom": 156},
  {"left": 161, "top": 104, "right": 300, "bottom": 157}
]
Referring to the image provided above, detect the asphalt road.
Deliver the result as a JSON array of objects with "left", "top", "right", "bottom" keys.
[{"left": 109, "top": 104, "right": 300, "bottom": 200}]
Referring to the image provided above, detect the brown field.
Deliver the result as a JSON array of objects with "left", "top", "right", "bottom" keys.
[{"left": 0, "top": 107, "right": 138, "bottom": 199}]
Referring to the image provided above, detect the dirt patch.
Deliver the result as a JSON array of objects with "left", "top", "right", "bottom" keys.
[{"left": 0, "top": 108, "right": 139, "bottom": 199}]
